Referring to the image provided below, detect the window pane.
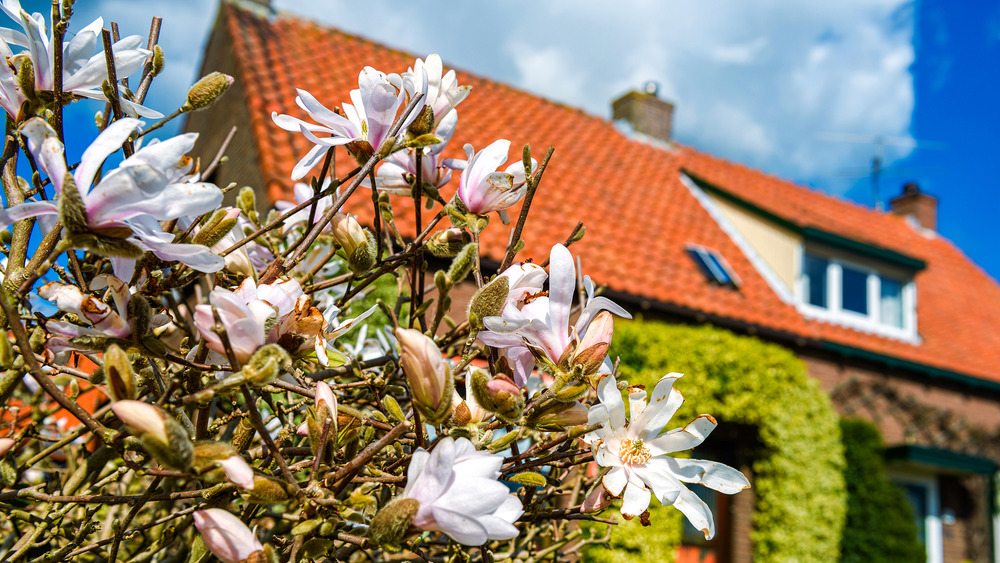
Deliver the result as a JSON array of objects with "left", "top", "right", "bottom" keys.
[
  {"left": 880, "top": 277, "right": 904, "bottom": 328},
  {"left": 901, "top": 483, "right": 928, "bottom": 547},
  {"left": 841, "top": 266, "right": 868, "bottom": 314},
  {"left": 804, "top": 254, "right": 828, "bottom": 308}
]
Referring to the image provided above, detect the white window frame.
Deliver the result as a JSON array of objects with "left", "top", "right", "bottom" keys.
[
  {"left": 795, "top": 248, "right": 918, "bottom": 342},
  {"left": 891, "top": 472, "right": 943, "bottom": 563}
]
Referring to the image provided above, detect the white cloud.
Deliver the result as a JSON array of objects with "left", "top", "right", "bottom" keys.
[{"left": 506, "top": 43, "right": 585, "bottom": 103}]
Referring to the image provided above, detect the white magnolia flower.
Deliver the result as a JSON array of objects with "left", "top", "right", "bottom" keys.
[
  {"left": 448, "top": 139, "right": 536, "bottom": 217},
  {"left": 404, "top": 54, "right": 471, "bottom": 125},
  {"left": 400, "top": 437, "right": 522, "bottom": 545},
  {"left": 272, "top": 67, "right": 423, "bottom": 179},
  {"left": 479, "top": 244, "right": 630, "bottom": 385},
  {"left": 584, "top": 373, "right": 750, "bottom": 539},
  {"left": 0, "top": 1, "right": 161, "bottom": 118},
  {"left": 0, "top": 117, "right": 225, "bottom": 276},
  {"left": 370, "top": 109, "right": 457, "bottom": 196},
  {"left": 274, "top": 179, "right": 339, "bottom": 229}
]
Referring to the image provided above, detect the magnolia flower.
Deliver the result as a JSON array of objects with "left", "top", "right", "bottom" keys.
[
  {"left": 217, "top": 455, "right": 255, "bottom": 490},
  {"left": 272, "top": 67, "right": 423, "bottom": 179},
  {"left": 400, "top": 437, "right": 522, "bottom": 545},
  {"left": 0, "top": 118, "right": 224, "bottom": 273},
  {"left": 449, "top": 139, "right": 536, "bottom": 217},
  {"left": 194, "top": 285, "right": 275, "bottom": 365},
  {"left": 396, "top": 327, "right": 452, "bottom": 425},
  {"left": 0, "top": 3, "right": 160, "bottom": 118},
  {"left": 452, "top": 373, "right": 492, "bottom": 426},
  {"left": 38, "top": 275, "right": 169, "bottom": 358},
  {"left": 112, "top": 400, "right": 193, "bottom": 469},
  {"left": 404, "top": 54, "right": 471, "bottom": 125},
  {"left": 193, "top": 509, "right": 265, "bottom": 563},
  {"left": 479, "top": 244, "right": 630, "bottom": 384},
  {"left": 584, "top": 373, "right": 750, "bottom": 538}
]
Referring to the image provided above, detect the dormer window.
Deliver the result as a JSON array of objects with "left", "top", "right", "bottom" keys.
[{"left": 798, "top": 250, "right": 917, "bottom": 340}]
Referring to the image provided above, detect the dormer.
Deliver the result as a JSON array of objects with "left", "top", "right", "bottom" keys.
[{"left": 682, "top": 172, "right": 925, "bottom": 341}]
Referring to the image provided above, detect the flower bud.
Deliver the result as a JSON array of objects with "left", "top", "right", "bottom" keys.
[
  {"left": 112, "top": 400, "right": 193, "bottom": 469},
  {"left": 104, "top": 343, "right": 136, "bottom": 402},
  {"left": 467, "top": 275, "right": 509, "bottom": 331},
  {"left": 526, "top": 400, "right": 588, "bottom": 431},
  {"left": 127, "top": 294, "right": 153, "bottom": 340},
  {"left": 13, "top": 55, "right": 35, "bottom": 103},
  {"left": 581, "top": 485, "right": 613, "bottom": 513},
  {"left": 426, "top": 228, "right": 472, "bottom": 258},
  {"left": 469, "top": 369, "right": 523, "bottom": 424},
  {"left": 182, "top": 72, "right": 234, "bottom": 112},
  {"left": 193, "top": 208, "right": 239, "bottom": 248},
  {"left": 395, "top": 328, "right": 453, "bottom": 426},
  {"left": 151, "top": 45, "right": 165, "bottom": 76},
  {"left": 0, "top": 334, "right": 14, "bottom": 369},
  {"left": 572, "top": 311, "right": 614, "bottom": 373},
  {"left": 508, "top": 471, "right": 547, "bottom": 487},
  {"left": 331, "top": 213, "right": 376, "bottom": 273},
  {"left": 369, "top": 497, "right": 420, "bottom": 549},
  {"left": 446, "top": 242, "right": 477, "bottom": 286},
  {"left": 192, "top": 441, "right": 254, "bottom": 490},
  {"left": 243, "top": 344, "right": 290, "bottom": 387},
  {"left": 246, "top": 475, "right": 291, "bottom": 504},
  {"left": 0, "top": 438, "right": 14, "bottom": 457},
  {"left": 238, "top": 186, "right": 258, "bottom": 222},
  {"left": 193, "top": 509, "right": 265, "bottom": 563},
  {"left": 406, "top": 105, "right": 435, "bottom": 137}
]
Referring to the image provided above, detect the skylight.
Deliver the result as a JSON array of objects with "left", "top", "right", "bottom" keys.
[{"left": 687, "top": 245, "right": 741, "bottom": 287}]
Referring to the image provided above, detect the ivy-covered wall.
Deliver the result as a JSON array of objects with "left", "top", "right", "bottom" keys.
[{"left": 585, "top": 320, "right": 847, "bottom": 562}]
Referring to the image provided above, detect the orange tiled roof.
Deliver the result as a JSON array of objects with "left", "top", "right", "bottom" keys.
[{"left": 215, "top": 3, "right": 1000, "bottom": 384}]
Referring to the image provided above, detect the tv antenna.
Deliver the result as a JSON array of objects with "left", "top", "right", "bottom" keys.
[{"left": 816, "top": 132, "right": 945, "bottom": 210}]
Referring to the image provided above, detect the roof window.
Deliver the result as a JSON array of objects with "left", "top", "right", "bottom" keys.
[{"left": 687, "top": 245, "right": 741, "bottom": 288}]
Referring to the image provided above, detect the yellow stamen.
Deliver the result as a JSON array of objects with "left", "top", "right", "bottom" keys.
[{"left": 619, "top": 438, "right": 651, "bottom": 465}]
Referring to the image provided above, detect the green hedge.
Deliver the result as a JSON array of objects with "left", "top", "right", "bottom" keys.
[
  {"left": 584, "top": 320, "right": 846, "bottom": 562},
  {"left": 839, "top": 419, "right": 924, "bottom": 562}
]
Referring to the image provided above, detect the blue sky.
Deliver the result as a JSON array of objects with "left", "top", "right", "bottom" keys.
[{"left": 14, "top": 0, "right": 1000, "bottom": 281}]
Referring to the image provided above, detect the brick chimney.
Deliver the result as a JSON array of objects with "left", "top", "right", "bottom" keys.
[
  {"left": 612, "top": 82, "right": 674, "bottom": 143},
  {"left": 890, "top": 182, "right": 937, "bottom": 231}
]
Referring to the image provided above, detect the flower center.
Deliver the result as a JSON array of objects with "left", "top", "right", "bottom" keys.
[{"left": 619, "top": 438, "right": 651, "bottom": 465}]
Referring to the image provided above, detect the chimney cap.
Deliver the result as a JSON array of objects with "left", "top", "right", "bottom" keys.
[
  {"left": 643, "top": 81, "right": 660, "bottom": 97},
  {"left": 902, "top": 181, "right": 921, "bottom": 196}
]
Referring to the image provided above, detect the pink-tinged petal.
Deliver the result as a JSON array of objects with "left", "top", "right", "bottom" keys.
[
  {"left": 357, "top": 67, "right": 403, "bottom": 148},
  {"left": 19, "top": 118, "right": 67, "bottom": 194},
  {"left": 664, "top": 457, "right": 750, "bottom": 494},
  {"left": 111, "top": 400, "right": 168, "bottom": 444},
  {"left": 256, "top": 278, "right": 303, "bottom": 318},
  {"left": 428, "top": 109, "right": 457, "bottom": 156},
  {"left": 291, "top": 144, "right": 329, "bottom": 182},
  {"left": 402, "top": 449, "right": 431, "bottom": 498},
  {"left": 602, "top": 466, "right": 628, "bottom": 497},
  {"left": 430, "top": 477, "right": 512, "bottom": 517},
  {"left": 0, "top": 437, "right": 14, "bottom": 456},
  {"left": 193, "top": 509, "right": 264, "bottom": 563},
  {"left": 574, "top": 295, "right": 632, "bottom": 336},
  {"left": 427, "top": 506, "right": 489, "bottom": 546},
  {"left": 546, "top": 244, "right": 575, "bottom": 352},
  {"left": 271, "top": 111, "right": 334, "bottom": 134},
  {"left": 475, "top": 512, "right": 520, "bottom": 541},
  {"left": 635, "top": 373, "right": 685, "bottom": 441},
  {"left": 620, "top": 482, "right": 652, "bottom": 519},
  {"left": 295, "top": 88, "right": 356, "bottom": 133},
  {"left": 596, "top": 374, "right": 626, "bottom": 433},
  {"left": 89, "top": 178, "right": 222, "bottom": 225},
  {"left": 0, "top": 201, "right": 59, "bottom": 229},
  {"left": 314, "top": 381, "right": 336, "bottom": 418},
  {"left": 75, "top": 117, "right": 140, "bottom": 192},
  {"left": 581, "top": 484, "right": 613, "bottom": 513},
  {"left": 217, "top": 455, "right": 255, "bottom": 490},
  {"left": 671, "top": 486, "right": 716, "bottom": 540},
  {"left": 121, "top": 133, "right": 197, "bottom": 183},
  {"left": 646, "top": 414, "right": 718, "bottom": 456}
]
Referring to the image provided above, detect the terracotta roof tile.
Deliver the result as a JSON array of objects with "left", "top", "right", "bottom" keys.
[{"left": 218, "top": 4, "right": 1000, "bottom": 384}]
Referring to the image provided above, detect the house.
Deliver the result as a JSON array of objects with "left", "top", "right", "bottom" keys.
[{"left": 185, "top": 2, "right": 1000, "bottom": 561}]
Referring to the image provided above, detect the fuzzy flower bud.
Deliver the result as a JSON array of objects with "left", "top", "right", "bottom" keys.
[
  {"left": 395, "top": 328, "right": 453, "bottom": 426},
  {"left": 112, "top": 400, "right": 193, "bottom": 469},
  {"left": 525, "top": 400, "right": 589, "bottom": 431},
  {"left": 468, "top": 275, "right": 509, "bottom": 332},
  {"left": 104, "top": 343, "right": 136, "bottom": 402},
  {"left": 426, "top": 228, "right": 472, "bottom": 258},
  {"left": 182, "top": 72, "right": 234, "bottom": 112},
  {"left": 243, "top": 344, "right": 291, "bottom": 387},
  {"left": 469, "top": 369, "right": 523, "bottom": 424},
  {"left": 369, "top": 497, "right": 420, "bottom": 549},
  {"left": 151, "top": 45, "right": 165, "bottom": 76},
  {"left": 192, "top": 441, "right": 255, "bottom": 490},
  {"left": 446, "top": 242, "right": 478, "bottom": 286},
  {"left": 331, "top": 213, "right": 376, "bottom": 273},
  {"left": 193, "top": 509, "right": 265, "bottom": 563}
]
